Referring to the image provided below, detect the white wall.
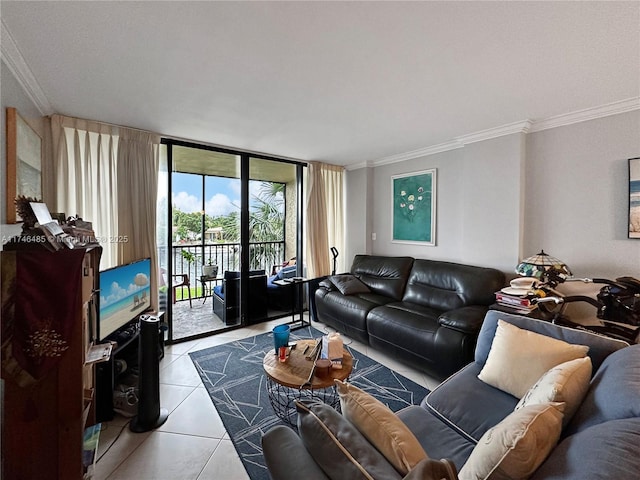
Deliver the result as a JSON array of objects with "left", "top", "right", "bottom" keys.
[
  {"left": 345, "top": 167, "right": 372, "bottom": 264},
  {"left": 371, "top": 148, "right": 463, "bottom": 262},
  {"left": 348, "top": 110, "right": 640, "bottom": 283},
  {"left": 1, "top": 61, "right": 44, "bottom": 246},
  {"left": 367, "top": 136, "right": 524, "bottom": 272},
  {"left": 524, "top": 110, "right": 640, "bottom": 279},
  {"left": 459, "top": 133, "right": 524, "bottom": 271}
]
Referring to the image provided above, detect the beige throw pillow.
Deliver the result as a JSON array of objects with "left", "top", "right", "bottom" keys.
[
  {"left": 458, "top": 402, "right": 565, "bottom": 480},
  {"left": 335, "top": 380, "right": 428, "bottom": 475},
  {"left": 515, "top": 356, "right": 592, "bottom": 426},
  {"left": 478, "top": 320, "right": 589, "bottom": 398}
]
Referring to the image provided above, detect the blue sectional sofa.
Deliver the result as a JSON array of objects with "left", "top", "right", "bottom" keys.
[{"left": 262, "top": 311, "right": 640, "bottom": 479}]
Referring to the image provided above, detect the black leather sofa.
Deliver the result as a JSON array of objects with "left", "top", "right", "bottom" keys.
[{"left": 314, "top": 255, "right": 505, "bottom": 379}]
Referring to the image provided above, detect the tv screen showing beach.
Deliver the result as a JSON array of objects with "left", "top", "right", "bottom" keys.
[{"left": 99, "top": 258, "right": 151, "bottom": 340}]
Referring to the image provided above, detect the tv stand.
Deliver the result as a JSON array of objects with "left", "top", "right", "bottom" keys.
[{"left": 95, "top": 311, "right": 165, "bottom": 421}]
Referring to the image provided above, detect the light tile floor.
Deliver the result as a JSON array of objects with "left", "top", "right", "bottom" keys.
[{"left": 94, "top": 316, "right": 441, "bottom": 480}]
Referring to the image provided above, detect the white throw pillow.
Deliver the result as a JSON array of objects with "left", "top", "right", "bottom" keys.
[
  {"left": 516, "top": 356, "right": 592, "bottom": 426},
  {"left": 458, "top": 402, "right": 565, "bottom": 480},
  {"left": 478, "top": 320, "right": 589, "bottom": 398}
]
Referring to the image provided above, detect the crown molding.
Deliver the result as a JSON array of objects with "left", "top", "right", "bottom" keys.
[
  {"left": 1, "top": 19, "right": 53, "bottom": 116},
  {"left": 355, "top": 99, "right": 639, "bottom": 170},
  {"left": 528, "top": 97, "right": 640, "bottom": 132},
  {"left": 371, "top": 140, "right": 463, "bottom": 167},
  {"left": 369, "top": 121, "right": 532, "bottom": 168},
  {"left": 456, "top": 120, "right": 532, "bottom": 145},
  {"left": 345, "top": 161, "right": 370, "bottom": 171}
]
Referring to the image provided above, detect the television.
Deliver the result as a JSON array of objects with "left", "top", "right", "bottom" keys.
[{"left": 98, "top": 258, "right": 152, "bottom": 342}]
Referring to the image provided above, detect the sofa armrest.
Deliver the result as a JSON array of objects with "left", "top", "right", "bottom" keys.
[
  {"left": 308, "top": 275, "right": 328, "bottom": 322},
  {"left": 262, "top": 426, "right": 330, "bottom": 480},
  {"left": 438, "top": 305, "right": 489, "bottom": 334}
]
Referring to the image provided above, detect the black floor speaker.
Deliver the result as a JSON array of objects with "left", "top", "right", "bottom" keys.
[{"left": 130, "top": 314, "right": 169, "bottom": 432}]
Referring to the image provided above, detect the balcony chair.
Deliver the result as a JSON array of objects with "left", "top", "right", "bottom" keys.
[
  {"left": 212, "top": 270, "right": 268, "bottom": 325},
  {"left": 266, "top": 264, "right": 298, "bottom": 312},
  {"left": 172, "top": 273, "right": 192, "bottom": 308}
]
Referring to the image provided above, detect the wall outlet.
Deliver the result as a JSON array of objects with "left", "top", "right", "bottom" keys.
[{"left": 371, "top": 232, "right": 377, "bottom": 241}]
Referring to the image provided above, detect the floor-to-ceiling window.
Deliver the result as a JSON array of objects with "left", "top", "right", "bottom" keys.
[{"left": 160, "top": 140, "right": 303, "bottom": 343}]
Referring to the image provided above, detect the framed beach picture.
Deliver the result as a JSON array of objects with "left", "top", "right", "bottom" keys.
[
  {"left": 629, "top": 157, "right": 640, "bottom": 239},
  {"left": 391, "top": 169, "right": 436, "bottom": 245}
]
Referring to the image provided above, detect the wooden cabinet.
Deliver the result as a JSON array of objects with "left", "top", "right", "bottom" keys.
[{"left": 1, "top": 245, "right": 101, "bottom": 480}]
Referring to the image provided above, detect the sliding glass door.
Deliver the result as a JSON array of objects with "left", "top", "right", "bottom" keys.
[{"left": 162, "top": 140, "right": 303, "bottom": 342}]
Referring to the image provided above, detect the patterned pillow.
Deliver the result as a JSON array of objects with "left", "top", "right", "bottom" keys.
[
  {"left": 516, "top": 357, "right": 592, "bottom": 427},
  {"left": 296, "top": 400, "right": 401, "bottom": 480},
  {"left": 459, "top": 403, "right": 565, "bottom": 480},
  {"left": 335, "top": 380, "right": 427, "bottom": 475}
]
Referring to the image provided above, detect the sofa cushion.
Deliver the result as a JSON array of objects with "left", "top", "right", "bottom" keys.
[
  {"left": 397, "top": 405, "right": 475, "bottom": 472},
  {"left": 531, "top": 418, "right": 640, "bottom": 480},
  {"left": 475, "top": 311, "right": 628, "bottom": 371},
  {"left": 565, "top": 343, "right": 640, "bottom": 436},
  {"left": 402, "top": 259, "right": 504, "bottom": 311},
  {"left": 438, "top": 306, "right": 491, "bottom": 335},
  {"left": 366, "top": 303, "right": 441, "bottom": 367},
  {"left": 296, "top": 400, "right": 401, "bottom": 480},
  {"left": 329, "top": 274, "right": 371, "bottom": 296},
  {"left": 350, "top": 255, "right": 414, "bottom": 300},
  {"left": 478, "top": 320, "right": 589, "bottom": 399},
  {"left": 425, "top": 363, "right": 518, "bottom": 443},
  {"left": 262, "top": 425, "right": 331, "bottom": 480},
  {"left": 515, "top": 357, "right": 592, "bottom": 427},
  {"left": 458, "top": 403, "right": 564, "bottom": 480},
  {"left": 314, "top": 289, "right": 386, "bottom": 343},
  {"left": 335, "top": 380, "right": 427, "bottom": 474}
]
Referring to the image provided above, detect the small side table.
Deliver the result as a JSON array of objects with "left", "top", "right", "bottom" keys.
[
  {"left": 489, "top": 303, "right": 557, "bottom": 321},
  {"left": 199, "top": 274, "right": 218, "bottom": 304},
  {"left": 263, "top": 339, "right": 353, "bottom": 427},
  {"left": 273, "top": 277, "right": 311, "bottom": 330}
]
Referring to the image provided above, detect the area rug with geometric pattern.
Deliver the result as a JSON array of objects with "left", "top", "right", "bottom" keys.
[{"left": 189, "top": 325, "right": 430, "bottom": 480}]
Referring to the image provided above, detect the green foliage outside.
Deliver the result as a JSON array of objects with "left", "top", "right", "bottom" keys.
[{"left": 172, "top": 181, "right": 286, "bottom": 269}]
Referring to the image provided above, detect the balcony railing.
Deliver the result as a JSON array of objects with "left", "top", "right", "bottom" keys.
[{"left": 162, "top": 241, "right": 286, "bottom": 301}]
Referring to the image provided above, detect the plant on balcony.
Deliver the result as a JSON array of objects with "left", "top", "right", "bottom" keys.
[
  {"left": 181, "top": 249, "right": 197, "bottom": 265},
  {"left": 202, "top": 255, "right": 218, "bottom": 277}
]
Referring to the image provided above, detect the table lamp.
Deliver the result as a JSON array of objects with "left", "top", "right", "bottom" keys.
[{"left": 515, "top": 250, "right": 572, "bottom": 286}]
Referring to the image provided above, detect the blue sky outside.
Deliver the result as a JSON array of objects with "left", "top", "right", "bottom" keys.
[
  {"left": 173, "top": 173, "right": 240, "bottom": 216},
  {"left": 172, "top": 173, "right": 282, "bottom": 217}
]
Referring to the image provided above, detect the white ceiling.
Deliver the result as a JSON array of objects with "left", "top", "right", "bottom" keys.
[{"left": 2, "top": 1, "right": 639, "bottom": 168}]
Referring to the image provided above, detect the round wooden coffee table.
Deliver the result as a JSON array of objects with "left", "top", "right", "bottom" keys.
[{"left": 263, "top": 339, "right": 353, "bottom": 427}]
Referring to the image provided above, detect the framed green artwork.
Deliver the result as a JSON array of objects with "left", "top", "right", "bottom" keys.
[{"left": 391, "top": 169, "right": 436, "bottom": 245}]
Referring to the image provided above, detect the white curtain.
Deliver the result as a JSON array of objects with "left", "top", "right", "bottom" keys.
[
  {"left": 305, "top": 162, "right": 345, "bottom": 278},
  {"left": 51, "top": 115, "right": 119, "bottom": 266},
  {"left": 50, "top": 115, "right": 160, "bottom": 310},
  {"left": 117, "top": 130, "right": 160, "bottom": 311}
]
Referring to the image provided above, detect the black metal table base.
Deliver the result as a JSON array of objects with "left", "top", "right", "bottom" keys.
[
  {"left": 265, "top": 376, "right": 342, "bottom": 428},
  {"left": 275, "top": 278, "right": 311, "bottom": 331}
]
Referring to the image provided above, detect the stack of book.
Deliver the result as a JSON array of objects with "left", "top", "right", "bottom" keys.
[
  {"left": 496, "top": 280, "right": 538, "bottom": 315},
  {"left": 495, "top": 290, "right": 538, "bottom": 314}
]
